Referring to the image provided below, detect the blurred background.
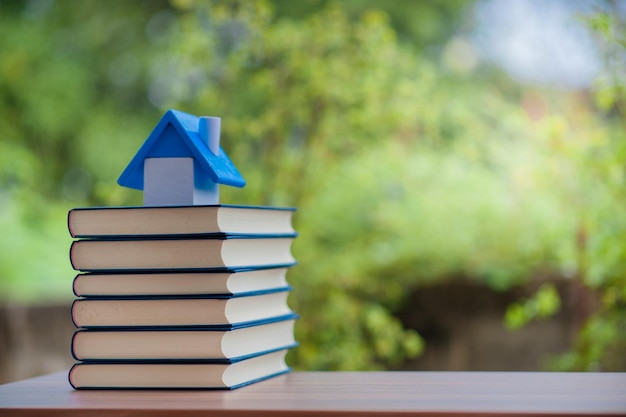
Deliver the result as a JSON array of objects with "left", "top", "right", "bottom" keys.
[{"left": 1, "top": 0, "right": 625, "bottom": 383}]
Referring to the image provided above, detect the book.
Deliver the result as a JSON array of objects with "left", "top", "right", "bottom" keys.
[
  {"left": 72, "top": 267, "right": 290, "bottom": 297},
  {"left": 70, "top": 236, "right": 296, "bottom": 272},
  {"left": 68, "top": 205, "right": 296, "bottom": 238},
  {"left": 68, "top": 349, "right": 290, "bottom": 389},
  {"left": 71, "top": 317, "right": 297, "bottom": 361},
  {"left": 71, "top": 290, "right": 293, "bottom": 328}
]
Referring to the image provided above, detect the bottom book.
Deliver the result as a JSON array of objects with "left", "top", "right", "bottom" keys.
[{"left": 69, "top": 349, "right": 290, "bottom": 390}]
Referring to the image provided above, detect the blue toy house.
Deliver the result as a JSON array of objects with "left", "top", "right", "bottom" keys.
[{"left": 117, "top": 109, "right": 245, "bottom": 206}]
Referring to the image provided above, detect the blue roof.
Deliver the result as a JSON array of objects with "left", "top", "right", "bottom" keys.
[{"left": 117, "top": 109, "right": 246, "bottom": 190}]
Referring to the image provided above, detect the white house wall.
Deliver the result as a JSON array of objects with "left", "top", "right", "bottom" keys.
[{"left": 143, "top": 157, "right": 195, "bottom": 206}]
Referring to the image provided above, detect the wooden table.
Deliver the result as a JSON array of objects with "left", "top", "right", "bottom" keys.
[{"left": 1, "top": 371, "right": 625, "bottom": 416}]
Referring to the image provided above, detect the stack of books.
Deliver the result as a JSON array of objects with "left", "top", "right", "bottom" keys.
[{"left": 66, "top": 204, "right": 298, "bottom": 389}]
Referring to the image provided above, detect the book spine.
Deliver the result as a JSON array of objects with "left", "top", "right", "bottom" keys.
[
  {"left": 70, "top": 299, "right": 81, "bottom": 328},
  {"left": 67, "top": 363, "right": 79, "bottom": 389},
  {"left": 70, "top": 330, "right": 81, "bottom": 361},
  {"left": 72, "top": 274, "right": 81, "bottom": 297},
  {"left": 67, "top": 209, "right": 76, "bottom": 238},
  {"left": 69, "top": 241, "right": 79, "bottom": 271}
]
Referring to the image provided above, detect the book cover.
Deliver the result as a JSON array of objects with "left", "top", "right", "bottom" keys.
[
  {"left": 68, "top": 204, "right": 296, "bottom": 238},
  {"left": 69, "top": 236, "right": 296, "bottom": 272},
  {"left": 68, "top": 349, "right": 291, "bottom": 390},
  {"left": 71, "top": 290, "right": 294, "bottom": 328},
  {"left": 71, "top": 316, "right": 298, "bottom": 362},
  {"left": 72, "top": 266, "right": 290, "bottom": 298}
]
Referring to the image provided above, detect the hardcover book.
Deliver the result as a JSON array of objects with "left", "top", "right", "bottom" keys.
[
  {"left": 68, "top": 205, "right": 296, "bottom": 238},
  {"left": 68, "top": 349, "right": 290, "bottom": 389},
  {"left": 71, "top": 317, "right": 297, "bottom": 361},
  {"left": 72, "top": 267, "right": 290, "bottom": 297},
  {"left": 71, "top": 290, "right": 293, "bottom": 328},
  {"left": 70, "top": 236, "right": 296, "bottom": 272}
]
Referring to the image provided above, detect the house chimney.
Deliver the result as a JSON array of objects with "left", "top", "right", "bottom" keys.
[{"left": 199, "top": 116, "right": 220, "bottom": 155}]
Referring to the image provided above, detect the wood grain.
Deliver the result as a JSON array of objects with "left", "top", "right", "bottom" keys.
[{"left": 1, "top": 371, "right": 625, "bottom": 417}]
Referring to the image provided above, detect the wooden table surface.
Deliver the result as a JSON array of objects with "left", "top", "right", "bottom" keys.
[{"left": 1, "top": 371, "right": 625, "bottom": 417}]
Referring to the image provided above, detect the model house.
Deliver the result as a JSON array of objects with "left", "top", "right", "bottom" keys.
[{"left": 117, "top": 109, "right": 245, "bottom": 205}]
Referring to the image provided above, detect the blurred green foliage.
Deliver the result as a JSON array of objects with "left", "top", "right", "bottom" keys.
[
  {"left": 0, "top": 0, "right": 624, "bottom": 370},
  {"left": 548, "top": 9, "right": 626, "bottom": 370}
]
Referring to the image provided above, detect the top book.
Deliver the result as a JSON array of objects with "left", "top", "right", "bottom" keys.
[{"left": 68, "top": 205, "right": 296, "bottom": 238}]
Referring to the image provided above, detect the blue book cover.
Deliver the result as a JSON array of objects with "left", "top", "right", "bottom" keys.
[
  {"left": 68, "top": 204, "right": 297, "bottom": 238},
  {"left": 68, "top": 348, "right": 293, "bottom": 390},
  {"left": 69, "top": 235, "right": 297, "bottom": 272},
  {"left": 71, "top": 290, "right": 295, "bottom": 329},
  {"left": 71, "top": 314, "right": 298, "bottom": 362},
  {"left": 72, "top": 265, "right": 293, "bottom": 298}
]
